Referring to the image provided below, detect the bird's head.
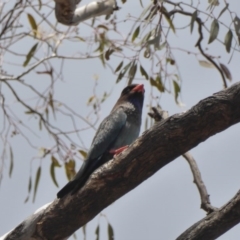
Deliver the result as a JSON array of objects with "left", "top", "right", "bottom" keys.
[{"left": 117, "top": 84, "right": 145, "bottom": 111}]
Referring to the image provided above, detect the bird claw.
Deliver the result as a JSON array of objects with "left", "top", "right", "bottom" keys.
[{"left": 109, "top": 145, "right": 129, "bottom": 157}]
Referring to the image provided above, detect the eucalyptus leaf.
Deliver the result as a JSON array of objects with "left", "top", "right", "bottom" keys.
[
  {"left": 132, "top": 26, "right": 140, "bottom": 42},
  {"left": 115, "top": 61, "right": 123, "bottom": 73},
  {"left": 9, "top": 146, "right": 14, "bottom": 177},
  {"left": 27, "top": 13, "right": 38, "bottom": 37},
  {"left": 108, "top": 223, "right": 114, "bottom": 240},
  {"left": 208, "top": 19, "right": 219, "bottom": 44},
  {"left": 95, "top": 225, "right": 100, "bottom": 240},
  {"left": 23, "top": 43, "right": 38, "bottom": 67},
  {"left": 173, "top": 80, "right": 181, "bottom": 103},
  {"left": 233, "top": 16, "right": 240, "bottom": 44},
  {"left": 190, "top": 11, "right": 197, "bottom": 33},
  {"left": 224, "top": 30, "right": 233, "bottom": 53},
  {"left": 219, "top": 63, "right": 232, "bottom": 81},
  {"left": 199, "top": 60, "right": 214, "bottom": 68},
  {"left": 140, "top": 65, "right": 149, "bottom": 80},
  {"left": 33, "top": 166, "right": 41, "bottom": 202}
]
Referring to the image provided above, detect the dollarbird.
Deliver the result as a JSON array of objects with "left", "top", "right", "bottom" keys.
[{"left": 57, "top": 84, "right": 144, "bottom": 198}]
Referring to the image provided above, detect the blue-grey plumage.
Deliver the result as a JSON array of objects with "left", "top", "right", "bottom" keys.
[{"left": 57, "top": 84, "right": 144, "bottom": 198}]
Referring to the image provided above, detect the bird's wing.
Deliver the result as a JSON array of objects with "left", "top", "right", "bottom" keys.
[
  {"left": 89, "top": 107, "right": 127, "bottom": 159},
  {"left": 73, "top": 107, "right": 127, "bottom": 180}
]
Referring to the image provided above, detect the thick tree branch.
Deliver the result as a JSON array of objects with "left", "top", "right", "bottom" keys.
[
  {"left": 2, "top": 82, "right": 240, "bottom": 239},
  {"left": 176, "top": 190, "right": 240, "bottom": 240},
  {"left": 54, "top": 0, "right": 118, "bottom": 26}
]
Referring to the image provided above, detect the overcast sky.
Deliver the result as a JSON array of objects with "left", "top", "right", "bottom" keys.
[{"left": 1, "top": 0, "right": 240, "bottom": 239}]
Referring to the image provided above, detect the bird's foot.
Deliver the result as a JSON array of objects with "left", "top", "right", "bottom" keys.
[{"left": 109, "top": 145, "right": 128, "bottom": 156}]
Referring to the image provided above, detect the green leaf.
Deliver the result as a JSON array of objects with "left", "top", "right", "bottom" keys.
[
  {"left": 224, "top": 30, "right": 233, "bottom": 53},
  {"left": 198, "top": 60, "right": 214, "bottom": 68},
  {"left": 33, "top": 166, "right": 41, "bottom": 202},
  {"left": 65, "top": 160, "right": 76, "bottom": 181},
  {"left": 217, "top": 3, "right": 229, "bottom": 19},
  {"left": 50, "top": 156, "right": 61, "bottom": 187},
  {"left": 72, "top": 233, "right": 77, "bottom": 240},
  {"left": 27, "top": 13, "right": 38, "bottom": 37},
  {"left": 116, "top": 62, "right": 132, "bottom": 83},
  {"left": 208, "top": 19, "right": 219, "bottom": 44},
  {"left": 87, "top": 96, "right": 95, "bottom": 105},
  {"left": 150, "top": 76, "right": 164, "bottom": 92},
  {"left": 132, "top": 26, "right": 140, "bottom": 42},
  {"left": 45, "top": 107, "right": 49, "bottom": 121},
  {"left": 147, "top": 33, "right": 161, "bottom": 49},
  {"left": 95, "top": 225, "right": 100, "bottom": 240},
  {"left": 73, "top": 36, "right": 85, "bottom": 42},
  {"left": 50, "top": 163, "right": 58, "bottom": 187},
  {"left": 208, "top": 0, "right": 219, "bottom": 6},
  {"left": 219, "top": 63, "right": 232, "bottom": 81},
  {"left": 128, "top": 62, "right": 137, "bottom": 85},
  {"left": 145, "top": 6, "right": 158, "bottom": 22},
  {"left": 23, "top": 43, "right": 38, "bottom": 67},
  {"left": 25, "top": 176, "right": 32, "bottom": 203},
  {"left": 28, "top": 176, "right": 32, "bottom": 193},
  {"left": 52, "top": 156, "right": 61, "bottom": 167},
  {"left": 166, "top": 58, "right": 175, "bottom": 65},
  {"left": 9, "top": 146, "right": 14, "bottom": 177},
  {"left": 139, "top": 3, "right": 152, "bottom": 20},
  {"left": 99, "top": 53, "right": 106, "bottom": 67},
  {"left": 82, "top": 224, "right": 87, "bottom": 240},
  {"left": 49, "top": 92, "right": 55, "bottom": 118},
  {"left": 140, "top": 65, "right": 149, "bottom": 80},
  {"left": 115, "top": 61, "right": 123, "bottom": 73},
  {"left": 190, "top": 11, "right": 197, "bottom": 33},
  {"left": 25, "top": 110, "right": 35, "bottom": 114},
  {"left": 233, "top": 16, "right": 240, "bottom": 44},
  {"left": 24, "top": 196, "right": 29, "bottom": 203},
  {"left": 108, "top": 223, "right": 114, "bottom": 240},
  {"left": 140, "top": 30, "right": 153, "bottom": 45},
  {"left": 156, "top": 41, "right": 167, "bottom": 51},
  {"left": 97, "top": 24, "right": 109, "bottom": 31},
  {"left": 173, "top": 80, "right": 181, "bottom": 103},
  {"left": 143, "top": 47, "right": 151, "bottom": 58},
  {"left": 105, "top": 48, "right": 114, "bottom": 60},
  {"left": 164, "top": 15, "right": 175, "bottom": 33},
  {"left": 79, "top": 150, "right": 87, "bottom": 159}
]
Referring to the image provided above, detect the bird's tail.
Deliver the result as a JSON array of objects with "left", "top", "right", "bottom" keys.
[{"left": 57, "top": 180, "right": 78, "bottom": 198}]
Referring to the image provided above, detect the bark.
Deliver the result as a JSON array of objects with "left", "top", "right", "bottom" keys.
[
  {"left": 3, "top": 82, "right": 240, "bottom": 240},
  {"left": 54, "top": 0, "right": 118, "bottom": 26},
  {"left": 176, "top": 190, "right": 240, "bottom": 240}
]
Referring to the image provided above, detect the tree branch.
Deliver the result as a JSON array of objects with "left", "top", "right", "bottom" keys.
[
  {"left": 148, "top": 107, "right": 217, "bottom": 213},
  {"left": 54, "top": 0, "right": 119, "bottom": 26},
  {"left": 167, "top": 8, "right": 228, "bottom": 89},
  {"left": 176, "top": 190, "right": 240, "bottom": 240},
  {"left": 182, "top": 152, "right": 217, "bottom": 213},
  {"left": 2, "top": 81, "right": 240, "bottom": 239}
]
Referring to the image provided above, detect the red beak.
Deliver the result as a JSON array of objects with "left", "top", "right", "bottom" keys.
[{"left": 132, "top": 84, "right": 144, "bottom": 93}]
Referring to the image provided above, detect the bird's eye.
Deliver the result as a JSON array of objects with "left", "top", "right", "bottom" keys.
[{"left": 122, "top": 87, "right": 131, "bottom": 95}]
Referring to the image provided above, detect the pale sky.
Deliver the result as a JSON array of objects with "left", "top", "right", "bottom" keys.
[{"left": 1, "top": 1, "right": 240, "bottom": 239}]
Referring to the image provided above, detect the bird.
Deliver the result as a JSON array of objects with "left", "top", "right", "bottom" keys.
[{"left": 57, "top": 84, "right": 144, "bottom": 198}]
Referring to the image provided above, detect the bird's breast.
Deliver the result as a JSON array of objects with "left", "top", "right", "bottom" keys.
[{"left": 112, "top": 117, "right": 141, "bottom": 149}]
